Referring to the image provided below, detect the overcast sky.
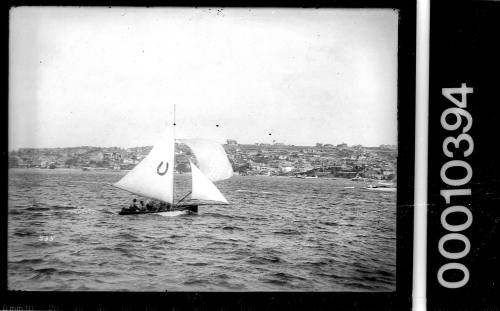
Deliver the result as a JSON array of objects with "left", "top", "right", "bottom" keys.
[{"left": 9, "top": 7, "right": 398, "bottom": 149}]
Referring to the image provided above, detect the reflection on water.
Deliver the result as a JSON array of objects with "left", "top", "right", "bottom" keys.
[{"left": 8, "top": 168, "right": 396, "bottom": 291}]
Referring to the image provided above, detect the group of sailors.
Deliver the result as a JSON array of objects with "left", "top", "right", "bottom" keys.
[{"left": 121, "top": 198, "right": 172, "bottom": 213}]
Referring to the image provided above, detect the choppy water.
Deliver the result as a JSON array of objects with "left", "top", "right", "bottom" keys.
[{"left": 8, "top": 168, "right": 396, "bottom": 291}]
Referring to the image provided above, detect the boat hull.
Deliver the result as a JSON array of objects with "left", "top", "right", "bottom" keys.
[{"left": 118, "top": 204, "right": 198, "bottom": 215}]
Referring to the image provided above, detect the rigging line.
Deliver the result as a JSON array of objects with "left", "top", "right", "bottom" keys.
[
  {"left": 173, "top": 104, "right": 176, "bottom": 205},
  {"left": 176, "top": 191, "right": 192, "bottom": 205},
  {"left": 173, "top": 104, "right": 176, "bottom": 126}
]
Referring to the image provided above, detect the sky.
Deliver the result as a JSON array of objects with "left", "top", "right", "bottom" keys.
[{"left": 9, "top": 7, "right": 398, "bottom": 150}]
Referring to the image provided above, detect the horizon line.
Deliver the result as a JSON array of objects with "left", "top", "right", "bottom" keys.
[{"left": 9, "top": 142, "right": 398, "bottom": 151}]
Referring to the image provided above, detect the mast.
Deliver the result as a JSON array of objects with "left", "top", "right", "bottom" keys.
[{"left": 173, "top": 104, "right": 176, "bottom": 207}]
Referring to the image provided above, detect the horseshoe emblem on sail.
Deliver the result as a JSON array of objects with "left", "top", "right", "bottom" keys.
[{"left": 156, "top": 161, "right": 169, "bottom": 176}]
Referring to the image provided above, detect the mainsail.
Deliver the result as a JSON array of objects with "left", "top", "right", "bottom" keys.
[
  {"left": 113, "top": 128, "right": 175, "bottom": 204},
  {"left": 179, "top": 139, "right": 234, "bottom": 182}
]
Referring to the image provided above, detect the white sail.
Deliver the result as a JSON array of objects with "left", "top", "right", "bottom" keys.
[
  {"left": 190, "top": 160, "right": 229, "bottom": 204},
  {"left": 113, "top": 128, "right": 175, "bottom": 203},
  {"left": 179, "top": 139, "right": 233, "bottom": 181}
]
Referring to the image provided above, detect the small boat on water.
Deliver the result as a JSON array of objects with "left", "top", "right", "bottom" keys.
[
  {"left": 295, "top": 174, "right": 318, "bottom": 179},
  {"left": 82, "top": 167, "right": 108, "bottom": 171},
  {"left": 112, "top": 123, "right": 234, "bottom": 216},
  {"left": 118, "top": 203, "right": 199, "bottom": 215},
  {"left": 365, "top": 182, "right": 396, "bottom": 192}
]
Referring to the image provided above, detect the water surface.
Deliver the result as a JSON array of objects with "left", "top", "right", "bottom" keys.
[{"left": 8, "top": 168, "right": 396, "bottom": 291}]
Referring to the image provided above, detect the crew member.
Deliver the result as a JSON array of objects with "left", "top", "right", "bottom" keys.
[
  {"left": 129, "top": 198, "right": 138, "bottom": 211},
  {"left": 158, "top": 201, "right": 172, "bottom": 211}
]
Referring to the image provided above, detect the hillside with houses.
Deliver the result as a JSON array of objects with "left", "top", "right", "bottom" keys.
[{"left": 9, "top": 141, "right": 396, "bottom": 180}]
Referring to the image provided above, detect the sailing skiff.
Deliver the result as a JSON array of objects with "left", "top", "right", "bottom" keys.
[{"left": 113, "top": 127, "right": 233, "bottom": 215}]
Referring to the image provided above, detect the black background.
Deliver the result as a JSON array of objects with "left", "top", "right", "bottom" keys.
[
  {"left": 428, "top": 1, "right": 500, "bottom": 310},
  {"left": 1, "top": 1, "right": 415, "bottom": 310}
]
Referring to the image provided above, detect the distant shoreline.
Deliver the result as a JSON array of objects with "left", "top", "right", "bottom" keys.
[{"left": 8, "top": 167, "right": 390, "bottom": 183}]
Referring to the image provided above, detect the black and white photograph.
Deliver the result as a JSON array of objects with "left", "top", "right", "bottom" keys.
[{"left": 7, "top": 5, "right": 412, "bottom": 304}]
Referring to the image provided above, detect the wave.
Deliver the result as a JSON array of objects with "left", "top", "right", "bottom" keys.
[
  {"left": 53, "top": 205, "right": 77, "bottom": 210},
  {"left": 272, "top": 271, "right": 307, "bottom": 281},
  {"left": 315, "top": 272, "right": 352, "bottom": 280},
  {"left": 74, "top": 180, "right": 103, "bottom": 185},
  {"left": 202, "top": 212, "right": 246, "bottom": 221},
  {"left": 373, "top": 269, "right": 393, "bottom": 277},
  {"left": 259, "top": 271, "right": 307, "bottom": 287},
  {"left": 207, "top": 241, "right": 230, "bottom": 247},
  {"left": 9, "top": 209, "right": 24, "bottom": 215},
  {"left": 159, "top": 240, "right": 176, "bottom": 245},
  {"left": 236, "top": 190, "right": 274, "bottom": 195},
  {"left": 183, "top": 279, "right": 210, "bottom": 285},
  {"left": 32, "top": 267, "right": 58, "bottom": 274},
  {"left": 116, "top": 232, "right": 139, "bottom": 240},
  {"left": 75, "top": 285, "right": 91, "bottom": 291},
  {"left": 114, "top": 242, "right": 133, "bottom": 249},
  {"left": 221, "top": 226, "right": 243, "bottom": 231},
  {"left": 55, "top": 269, "right": 93, "bottom": 277},
  {"left": 29, "top": 266, "right": 93, "bottom": 280},
  {"left": 93, "top": 246, "right": 113, "bottom": 251},
  {"left": 71, "top": 208, "right": 99, "bottom": 215},
  {"left": 273, "top": 228, "right": 301, "bottom": 235},
  {"left": 157, "top": 210, "right": 187, "bottom": 217},
  {"left": 320, "top": 221, "right": 338, "bottom": 226},
  {"left": 214, "top": 280, "right": 247, "bottom": 290},
  {"left": 261, "top": 278, "right": 288, "bottom": 286},
  {"left": 168, "top": 234, "right": 185, "bottom": 239},
  {"left": 113, "top": 247, "right": 144, "bottom": 258},
  {"left": 346, "top": 281, "right": 379, "bottom": 290},
  {"left": 12, "top": 228, "right": 37, "bottom": 237},
  {"left": 247, "top": 254, "right": 284, "bottom": 265},
  {"left": 186, "top": 262, "right": 209, "bottom": 267},
  {"left": 215, "top": 273, "right": 230, "bottom": 279},
  {"left": 25, "top": 206, "right": 51, "bottom": 211},
  {"left": 9, "top": 258, "right": 44, "bottom": 264}
]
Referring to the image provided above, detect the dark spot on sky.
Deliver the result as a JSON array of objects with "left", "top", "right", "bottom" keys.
[
  {"left": 269, "top": 133, "right": 272, "bottom": 136},
  {"left": 173, "top": 123, "right": 176, "bottom": 126},
  {"left": 216, "top": 124, "right": 219, "bottom": 127}
]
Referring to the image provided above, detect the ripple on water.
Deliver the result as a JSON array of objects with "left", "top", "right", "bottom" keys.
[{"left": 247, "top": 254, "right": 284, "bottom": 265}]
